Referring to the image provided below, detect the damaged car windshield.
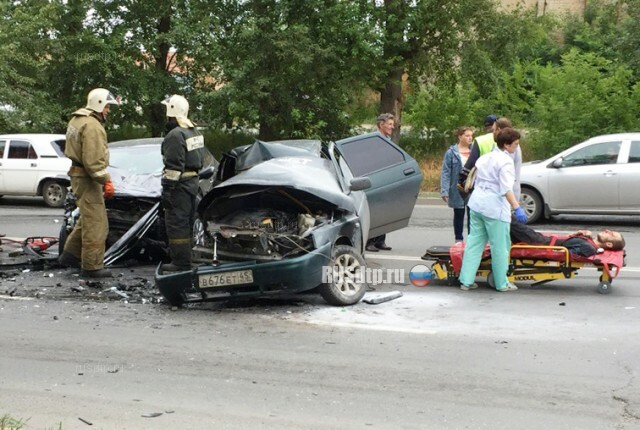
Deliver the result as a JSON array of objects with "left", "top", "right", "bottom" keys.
[{"left": 109, "top": 145, "right": 163, "bottom": 174}]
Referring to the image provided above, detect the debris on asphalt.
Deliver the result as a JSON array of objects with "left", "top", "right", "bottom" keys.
[
  {"left": 559, "top": 302, "right": 566, "bottom": 306},
  {"left": 363, "top": 291, "right": 403, "bottom": 304},
  {"left": 0, "top": 265, "right": 163, "bottom": 304},
  {"left": 141, "top": 412, "right": 163, "bottom": 418},
  {"left": 78, "top": 417, "right": 93, "bottom": 425}
]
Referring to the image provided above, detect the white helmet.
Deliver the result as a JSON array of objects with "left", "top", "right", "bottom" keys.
[
  {"left": 161, "top": 95, "right": 194, "bottom": 127},
  {"left": 86, "top": 88, "right": 119, "bottom": 112}
]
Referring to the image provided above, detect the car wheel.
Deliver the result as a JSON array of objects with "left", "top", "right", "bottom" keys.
[
  {"left": 42, "top": 180, "right": 67, "bottom": 208},
  {"left": 520, "top": 188, "right": 543, "bottom": 224},
  {"left": 192, "top": 216, "right": 211, "bottom": 247},
  {"left": 319, "top": 245, "right": 367, "bottom": 306}
]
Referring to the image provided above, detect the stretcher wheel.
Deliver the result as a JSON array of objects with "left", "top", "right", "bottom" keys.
[{"left": 597, "top": 282, "right": 612, "bottom": 295}]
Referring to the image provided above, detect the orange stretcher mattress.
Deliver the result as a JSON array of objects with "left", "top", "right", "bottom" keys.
[{"left": 448, "top": 236, "right": 625, "bottom": 280}]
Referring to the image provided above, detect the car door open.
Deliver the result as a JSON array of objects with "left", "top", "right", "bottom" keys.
[{"left": 335, "top": 132, "right": 422, "bottom": 238}]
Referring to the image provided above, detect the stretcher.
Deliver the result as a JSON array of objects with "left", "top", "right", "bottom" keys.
[{"left": 421, "top": 240, "right": 626, "bottom": 294}]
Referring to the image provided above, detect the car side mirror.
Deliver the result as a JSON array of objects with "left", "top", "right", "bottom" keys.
[
  {"left": 551, "top": 157, "right": 564, "bottom": 168},
  {"left": 350, "top": 177, "right": 371, "bottom": 192},
  {"left": 198, "top": 166, "right": 215, "bottom": 179}
]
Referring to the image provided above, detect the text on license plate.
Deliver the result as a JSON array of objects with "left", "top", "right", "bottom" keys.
[{"left": 199, "top": 270, "right": 254, "bottom": 288}]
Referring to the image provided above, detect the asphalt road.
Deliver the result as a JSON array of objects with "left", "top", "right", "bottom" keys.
[{"left": 1, "top": 196, "right": 640, "bottom": 429}]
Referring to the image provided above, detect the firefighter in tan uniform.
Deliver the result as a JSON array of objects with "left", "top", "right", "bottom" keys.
[
  {"left": 58, "top": 88, "right": 119, "bottom": 278},
  {"left": 160, "top": 95, "right": 205, "bottom": 272}
]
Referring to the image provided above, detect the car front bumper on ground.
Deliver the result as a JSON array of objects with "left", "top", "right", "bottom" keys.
[{"left": 155, "top": 242, "right": 332, "bottom": 305}]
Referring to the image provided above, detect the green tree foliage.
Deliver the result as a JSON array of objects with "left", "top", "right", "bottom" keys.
[
  {"left": 93, "top": 0, "right": 206, "bottom": 135},
  {"left": 403, "top": 6, "right": 559, "bottom": 152},
  {"left": 2, "top": 0, "right": 640, "bottom": 159},
  {"left": 0, "top": 0, "right": 62, "bottom": 131},
  {"left": 371, "top": 0, "right": 492, "bottom": 142},
  {"left": 528, "top": 49, "right": 640, "bottom": 158},
  {"left": 200, "top": 0, "right": 376, "bottom": 141}
]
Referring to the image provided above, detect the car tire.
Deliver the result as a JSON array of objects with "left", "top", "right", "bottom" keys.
[
  {"left": 520, "top": 188, "right": 543, "bottom": 224},
  {"left": 42, "top": 180, "right": 67, "bottom": 208},
  {"left": 319, "top": 245, "right": 367, "bottom": 306}
]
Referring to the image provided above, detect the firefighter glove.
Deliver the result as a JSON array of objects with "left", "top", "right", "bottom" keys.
[{"left": 103, "top": 180, "right": 115, "bottom": 199}]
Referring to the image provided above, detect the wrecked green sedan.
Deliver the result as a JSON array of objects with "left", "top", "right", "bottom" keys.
[{"left": 155, "top": 133, "right": 422, "bottom": 306}]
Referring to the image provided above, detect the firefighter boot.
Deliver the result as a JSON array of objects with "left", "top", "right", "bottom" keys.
[
  {"left": 80, "top": 268, "right": 113, "bottom": 278},
  {"left": 58, "top": 251, "right": 81, "bottom": 268}
]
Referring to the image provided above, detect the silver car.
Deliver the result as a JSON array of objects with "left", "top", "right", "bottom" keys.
[{"left": 520, "top": 133, "right": 640, "bottom": 223}]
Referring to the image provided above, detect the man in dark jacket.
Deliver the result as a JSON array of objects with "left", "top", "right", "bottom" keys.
[
  {"left": 366, "top": 113, "right": 395, "bottom": 252},
  {"left": 160, "top": 95, "right": 205, "bottom": 271},
  {"left": 510, "top": 221, "right": 625, "bottom": 257},
  {"left": 59, "top": 88, "right": 119, "bottom": 278}
]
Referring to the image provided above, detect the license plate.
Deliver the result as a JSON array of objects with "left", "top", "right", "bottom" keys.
[{"left": 199, "top": 270, "right": 254, "bottom": 288}]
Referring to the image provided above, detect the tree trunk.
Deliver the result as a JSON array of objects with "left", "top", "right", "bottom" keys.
[
  {"left": 258, "top": 103, "right": 276, "bottom": 141},
  {"left": 379, "top": 67, "right": 404, "bottom": 143},
  {"left": 150, "top": 13, "right": 172, "bottom": 137}
]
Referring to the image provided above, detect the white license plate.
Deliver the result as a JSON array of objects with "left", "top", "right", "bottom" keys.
[{"left": 199, "top": 270, "right": 254, "bottom": 288}]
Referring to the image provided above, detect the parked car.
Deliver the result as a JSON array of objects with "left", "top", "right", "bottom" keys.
[
  {"left": 59, "top": 137, "right": 217, "bottom": 264},
  {"left": 0, "top": 133, "right": 70, "bottom": 207},
  {"left": 155, "top": 133, "right": 423, "bottom": 307},
  {"left": 520, "top": 133, "right": 640, "bottom": 223}
]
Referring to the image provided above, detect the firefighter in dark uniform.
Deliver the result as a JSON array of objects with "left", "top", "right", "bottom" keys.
[
  {"left": 160, "top": 95, "right": 205, "bottom": 271},
  {"left": 58, "top": 88, "right": 118, "bottom": 278}
]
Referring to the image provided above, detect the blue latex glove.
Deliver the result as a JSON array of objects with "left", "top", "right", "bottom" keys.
[{"left": 514, "top": 206, "right": 528, "bottom": 224}]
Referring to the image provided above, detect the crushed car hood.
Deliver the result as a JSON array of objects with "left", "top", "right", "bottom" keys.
[
  {"left": 199, "top": 156, "right": 356, "bottom": 217},
  {"left": 232, "top": 140, "right": 321, "bottom": 171}
]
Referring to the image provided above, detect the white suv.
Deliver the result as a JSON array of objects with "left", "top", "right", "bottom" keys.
[{"left": 0, "top": 134, "right": 71, "bottom": 207}]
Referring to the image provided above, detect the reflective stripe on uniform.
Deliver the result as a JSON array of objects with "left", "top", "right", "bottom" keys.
[
  {"left": 163, "top": 169, "right": 181, "bottom": 180},
  {"left": 180, "top": 171, "right": 198, "bottom": 178},
  {"left": 93, "top": 169, "right": 109, "bottom": 179},
  {"left": 169, "top": 238, "right": 191, "bottom": 245},
  {"left": 186, "top": 135, "right": 204, "bottom": 151}
]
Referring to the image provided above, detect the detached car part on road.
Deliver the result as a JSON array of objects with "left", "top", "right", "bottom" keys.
[{"left": 155, "top": 133, "right": 422, "bottom": 307}]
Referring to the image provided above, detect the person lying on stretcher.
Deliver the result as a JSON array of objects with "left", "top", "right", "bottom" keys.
[{"left": 510, "top": 221, "right": 625, "bottom": 257}]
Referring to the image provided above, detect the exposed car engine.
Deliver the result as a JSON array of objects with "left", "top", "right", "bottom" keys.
[{"left": 208, "top": 209, "right": 328, "bottom": 260}]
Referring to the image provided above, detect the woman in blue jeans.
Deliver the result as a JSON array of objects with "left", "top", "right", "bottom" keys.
[
  {"left": 440, "top": 126, "right": 473, "bottom": 242},
  {"left": 458, "top": 127, "right": 527, "bottom": 292}
]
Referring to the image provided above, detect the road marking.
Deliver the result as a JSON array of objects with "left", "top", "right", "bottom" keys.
[
  {"left": 366, "top": 253, "right": 640, "bottom": 272},
  {"left": 0, "top": 295, "right": 34, "bottom": 301},
  {"left": 302, "top": 319, "right": 438, "bottom": 335},
  {"left": 366, "top": 254, "right": 423, "bottom": 261}
]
